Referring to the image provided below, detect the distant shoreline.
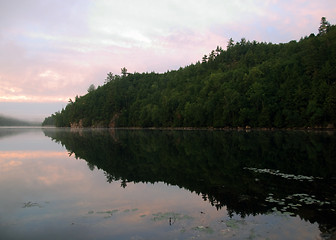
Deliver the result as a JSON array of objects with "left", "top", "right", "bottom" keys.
[
  {"left": 0, "top": 126, "right": 43, "bottom": 128},
  {"left": 2, "top": 124, "right": 334, "bottom": 132},
  {"left": 38, "top": 126, "right": 336, "bottom": 133}
]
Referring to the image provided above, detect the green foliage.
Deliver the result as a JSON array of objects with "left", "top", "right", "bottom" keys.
[
  {"left": 43, "top": 129, "right": 336, "bottom": 221},
  {"left": 41, "top": 115, "right": 55, "bottom": 126},
  {"left": 44, "top": 22, "right": 336, "bottom": 128},
  {"left": 121, "top": 67, "right": 128, "bottom": 77},
  {"left": 319, "top": 17, "right": 331, "bottom": 35},
  {"left": 87, "top": 84, "right": 96, "bottom": 93}
]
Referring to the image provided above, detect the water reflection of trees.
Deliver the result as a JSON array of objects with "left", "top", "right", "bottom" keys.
[
  {"left": 43, "top": 128, "right": 336, "bottom": 233},
  {"left": 0, "top": 127, "right": 40, "bottom": 139}
]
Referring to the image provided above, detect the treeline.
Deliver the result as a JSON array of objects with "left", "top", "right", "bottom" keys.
[
  {"left": 43, "top": 129, "right": 336, "bottom": 223},
  {"left": 43, "top": 19, "right": 336, "bottom": 128},
  {"left": 0, "top": 115, "right": 40, "bottom": 126}
]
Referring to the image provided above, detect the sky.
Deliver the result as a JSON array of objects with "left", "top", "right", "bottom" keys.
[{"left": 0, "top": 0, "right": 335, "bottom": 122}]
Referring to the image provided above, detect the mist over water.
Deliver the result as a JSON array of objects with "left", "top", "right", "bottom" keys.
[{"left": 0, "top": 102, "right": 66, "bottom": 122}]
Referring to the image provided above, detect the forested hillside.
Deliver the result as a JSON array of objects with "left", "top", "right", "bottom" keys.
[
  {"left": 43, "top": 20, "right": 336, "bottom": 129},
  {"left": 0, "top": 115, "right": 39, "bottom": 126}
]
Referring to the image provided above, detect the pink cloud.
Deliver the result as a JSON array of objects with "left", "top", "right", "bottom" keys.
[{"left": 1, "top": 0, "right": 336, "bottom": 121}]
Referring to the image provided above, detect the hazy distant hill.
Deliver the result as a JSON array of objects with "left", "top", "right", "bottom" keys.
[
  {"left": 44, "top": 20, "right": 336, "bottom": 129},
  {"left": 0, "top": 115, "right": 40, "bottom": 126}
]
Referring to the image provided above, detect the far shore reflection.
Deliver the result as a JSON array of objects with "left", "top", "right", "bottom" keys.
[
  {"left": 44, "top": 128, "right": 336, "bottom": 235},
  {"left": 0, "top": 127, "right": 334, "bottom": 240}
]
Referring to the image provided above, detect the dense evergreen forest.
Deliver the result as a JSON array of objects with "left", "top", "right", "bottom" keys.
[
  {"left": 43, "top": 19, "right": 336, "bottom": 128},
  {"left": 43, "top": 129, "right": 336, "bottom": 228}
]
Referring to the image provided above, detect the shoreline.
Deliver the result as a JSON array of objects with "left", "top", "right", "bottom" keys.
[{"left": 41, "top": 125, "right": 336, "bottom": 133}]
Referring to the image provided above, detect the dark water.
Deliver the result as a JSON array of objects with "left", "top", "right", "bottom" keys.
[{"left": 0, "top": 127, "right": 335, "bottom": 239}]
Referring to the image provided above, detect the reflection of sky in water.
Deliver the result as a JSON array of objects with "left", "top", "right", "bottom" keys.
[
  {"left": 0, "top": 129, "right": 322, "bottom": 240},
  {"left": 0, "top": 128, "right": 65, "bottom": 151}
]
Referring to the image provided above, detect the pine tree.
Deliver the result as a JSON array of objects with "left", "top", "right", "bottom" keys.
[{"left": 318, "top": 17, "right": 330, "bottom": 35}]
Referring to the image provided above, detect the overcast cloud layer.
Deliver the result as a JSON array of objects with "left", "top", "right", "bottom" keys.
[{"left": 0, "top": 0, "right": 335, "bottom": 121}]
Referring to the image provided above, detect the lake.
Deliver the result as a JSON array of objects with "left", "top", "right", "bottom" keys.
[{"left": 0, "top": 127, "right": 335, "bottom": 240}]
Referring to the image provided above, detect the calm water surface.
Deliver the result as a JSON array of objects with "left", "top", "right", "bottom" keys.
[{"left": 0, "top": 127, "right": 335, "bottom": 239}]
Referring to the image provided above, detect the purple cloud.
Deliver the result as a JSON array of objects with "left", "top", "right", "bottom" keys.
[{"left": 0, "top": 0, "right": 335, "bottom": 120}]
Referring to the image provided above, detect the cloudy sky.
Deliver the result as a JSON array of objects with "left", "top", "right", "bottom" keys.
[{"left": 0, "top": 0, "right": 335, "bottom": 122}]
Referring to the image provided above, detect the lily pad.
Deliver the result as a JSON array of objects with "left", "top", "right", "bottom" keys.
[
  {"left": 244, "top": 167, "right": 317, "bottom": 181},
  {"left": 22, "top": 202, "right": 41, "bottom": 208},
  {"left": 193, "top": 226, "right": 214, "bottom": 234},
  {"left": 96, "top": 209, "right": 119, "bottom": 215},
  {"left": 151, "top": 212, "right": 193, "bottom": 222},
  {"left": 225, "top": 219, "right": 246, "bottom": 229}
]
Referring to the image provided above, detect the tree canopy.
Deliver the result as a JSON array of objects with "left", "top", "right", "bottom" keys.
[{"left": 43, "top": 19, "right": 336, "bottom": 129}]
